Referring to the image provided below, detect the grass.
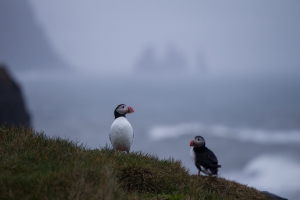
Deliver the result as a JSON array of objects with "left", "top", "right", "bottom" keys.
[{"left": 0, "top": 125, "right": 270, "bottom": 200}]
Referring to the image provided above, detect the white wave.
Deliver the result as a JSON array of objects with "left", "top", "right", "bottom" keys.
[
  {"left": 223, "top": 154, "right": 300, "bottom": 199},
  {"left": 148, "top": 122, "right": 300, "bottom": 144}
]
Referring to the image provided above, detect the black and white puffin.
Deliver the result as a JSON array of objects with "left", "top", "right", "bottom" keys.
[
  {"left": 190, "top": 136, "right": 221, "bottom": 176},
  {"left": 109, "top": 104, "right": 134, "bottom": 153}
]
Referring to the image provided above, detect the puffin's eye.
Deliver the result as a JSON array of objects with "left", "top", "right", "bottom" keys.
[{"left": 122, "top": 106, "right": 125, "bottom": 108}]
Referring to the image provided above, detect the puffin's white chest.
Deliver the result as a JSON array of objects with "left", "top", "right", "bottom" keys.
[
  {"left": 109, "top": 117, "right": 133, "bottom": 151},
  {"left": 190, "top": 148, "right": 195, "bottom": 162}
]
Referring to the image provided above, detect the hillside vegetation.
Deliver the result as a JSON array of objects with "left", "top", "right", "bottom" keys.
[{"left": 0, "top": 125, "right": 270, "bottom": 199}]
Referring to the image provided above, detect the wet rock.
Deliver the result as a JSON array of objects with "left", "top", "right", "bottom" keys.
[{"left": 0, "top": 65, "right": 31, "bottom": 127}]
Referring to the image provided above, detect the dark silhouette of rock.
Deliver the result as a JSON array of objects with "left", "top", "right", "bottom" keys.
[
  {"left": 135, "top": 45, "right": 187, "bottom": 72},
  {"left": 0, "top": 65, "right": 31, "bottom": 127},
  {"left": 0, "top": 0, "right": 67, "bottom": 70},
  {"left": 135, "top": 46, "right": 159, "bottom": 71}
]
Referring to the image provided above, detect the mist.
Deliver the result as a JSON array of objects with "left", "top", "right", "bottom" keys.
[
  {"left": 25, "top": 0, "right": 300, "bottom": 76},
  {"left": 1, "top": 1, "right": 300, "bottom": 199}
]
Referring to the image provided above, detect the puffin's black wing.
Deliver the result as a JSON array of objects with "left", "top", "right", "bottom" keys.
[
  {"left": 194, "top": 147, "right": 221, "bottom": 172},
  {"left": 205, "top": 148, "right": 219, "bottom": 163}
]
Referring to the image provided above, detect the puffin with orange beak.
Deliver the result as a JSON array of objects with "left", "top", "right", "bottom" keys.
[
  {"left": 190, "top": 136, "right": 221, "bottom": 176},
  {"left": 109, "top": 104, "right": 134, "bottom": 153}
]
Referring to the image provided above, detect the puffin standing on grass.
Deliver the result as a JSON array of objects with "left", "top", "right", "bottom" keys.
[
  {"left": 109, "top": 104, "right": 134, "bottom": 153},
  {"left": 190, "top": 136, "right": 221, "bottom": 176}
]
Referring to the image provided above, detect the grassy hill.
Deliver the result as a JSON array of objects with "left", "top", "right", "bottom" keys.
[{"left": 0, "top": 125, "right": 270, "bottom": 199}]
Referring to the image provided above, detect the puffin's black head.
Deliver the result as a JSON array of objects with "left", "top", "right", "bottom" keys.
[
  {"left": 114, "top": 104, "right": 134, "bottom": 119},
  {"left": 189, "top": 135, "right": 205, "bottom": 147}
]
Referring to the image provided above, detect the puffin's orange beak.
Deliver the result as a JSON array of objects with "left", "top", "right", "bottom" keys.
[
  {"left": 190, "top": 140, "right": 194, "bottom": 146},
  {"left": 127, "top": 106, "right": 134, "bottom": 114}
]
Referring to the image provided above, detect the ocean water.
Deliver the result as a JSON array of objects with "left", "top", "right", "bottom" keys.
[{"left": 15, "top": 70, "right": 300, "bottom": 199}]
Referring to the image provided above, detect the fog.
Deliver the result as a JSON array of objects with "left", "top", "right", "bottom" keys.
[
  {"left": 1, "top": 1, "right": 300, "bottom": 199},
  {"left": 27, "top": 0, "right": 300, "bottom": 77}
]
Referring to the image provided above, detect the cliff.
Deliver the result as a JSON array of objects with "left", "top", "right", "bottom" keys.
[
  {"left": 0, "top": 125, "right": 276, "bottom": 200},
  {"left": 0, "top": 65, "right": 31, "bottom": 127},
  {"left": 0, "top": 0, "right": 67, "bottom": 70}
]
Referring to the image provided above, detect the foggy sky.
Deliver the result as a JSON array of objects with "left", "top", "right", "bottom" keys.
[
  {"left": 28, "top": 0, "right": 300, "bottom": 76},
  {"left": 0, "top": 1, "right": 67, "bottom": 70}
]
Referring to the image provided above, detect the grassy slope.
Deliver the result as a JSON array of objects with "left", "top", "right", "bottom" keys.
[{"left": 0, "top": 126, "right": 270, "bottom": 200}]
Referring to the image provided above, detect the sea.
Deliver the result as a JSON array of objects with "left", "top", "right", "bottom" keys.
[{"left": 14, "top": 69, "right": 300, "bottom": 200}]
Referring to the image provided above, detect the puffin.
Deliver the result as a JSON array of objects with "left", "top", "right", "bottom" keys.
[
  {"left": 109, "top": 104, "right": 134, "bottom": 153},
  {"left": 190, "top": 136, "right": 221, "bottom": 176}
]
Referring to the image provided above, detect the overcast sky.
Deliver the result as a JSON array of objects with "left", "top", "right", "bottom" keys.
[{"left": 28, "top": 0, "right": 300, "bottom": 77}]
